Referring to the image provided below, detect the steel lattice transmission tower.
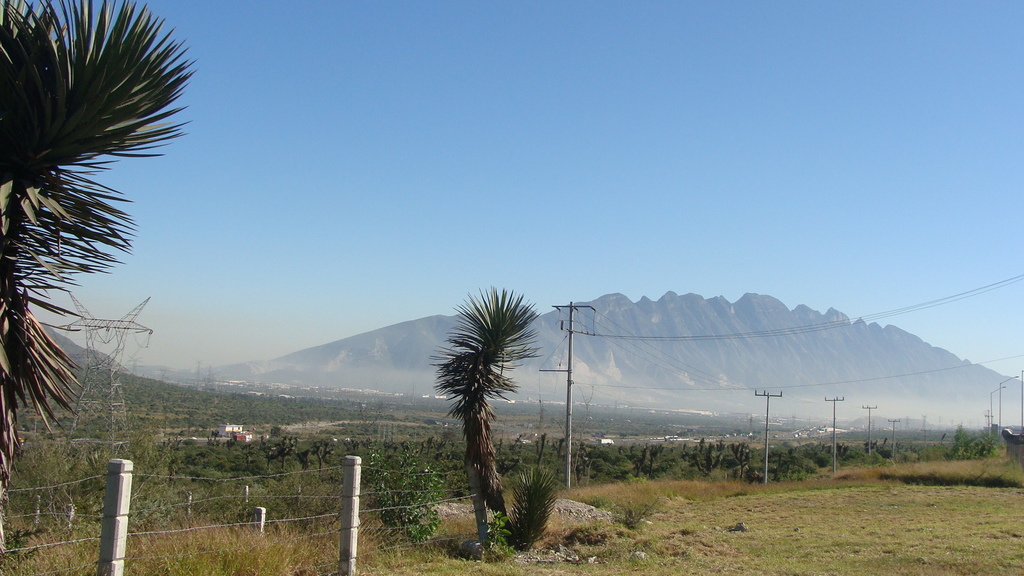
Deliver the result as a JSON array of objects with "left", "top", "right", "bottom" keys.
[{"left": 63, "top": 296, "right": 153, "bottom": 449}]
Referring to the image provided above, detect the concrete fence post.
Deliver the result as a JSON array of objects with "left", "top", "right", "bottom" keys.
[
  {"left": 98, "top": 459, "right": 133, "bottom": 576},
  {"left": 252, "top": 507, "right": 266, "bottom": 534},
  {"left": 338, "top": 455, "right": 361, "bottom": 576}
]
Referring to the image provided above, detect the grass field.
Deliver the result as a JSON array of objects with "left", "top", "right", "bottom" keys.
[
  {"left": 9, "top": 460, "right": 1024, "bottom": 575},
  {"left": 360, "top": 460, "right": 1024, "bottom": 576}
]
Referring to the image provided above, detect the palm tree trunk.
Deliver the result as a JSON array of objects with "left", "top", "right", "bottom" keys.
[
  {"left": 0, "top": 486, "right": 5, "bottom": 553},
  {"left": 466, "top": 462, "right": 489, "bottom": 543},
  {"left": 465, "top": 416, "right": 507, "bottom": 515}
]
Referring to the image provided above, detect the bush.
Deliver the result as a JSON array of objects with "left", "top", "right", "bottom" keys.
[
  {"left": 947, "top": 426, "right": 999, "bottom": 460},
  {"left": 613, "top": 496, "right": 660, "bottom": 530},
  {"left": 366, "top": 451, "right": 444, "bottom": 542},
  {"left": 507, "top": 467, "right": 561, "bottom": 550}
]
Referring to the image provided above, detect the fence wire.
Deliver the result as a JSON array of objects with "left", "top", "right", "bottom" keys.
[
  {"left": 8, "top": 475, "right": 104, "bottom": 493},
  {"left": 134, "top": 464, "right": 346, "bottom": 483},
  {"left": 4, "top": 457, "right": 483, "bottom": 575},
  {"left": 126, "top": 528, "right": 337, "bottom": 562},
  {"left": 357, "top": 535, "right": 463, "bottom": 559},
  {"left": 4, "top": 535, "right": 102, "bottom": 555},
  {"left": 23, "top": 560, "right": 97, "bottom": 576}
]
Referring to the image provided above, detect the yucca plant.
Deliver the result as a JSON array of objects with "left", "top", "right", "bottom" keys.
[
  {"left": 507, "top": 466, "right": 561, "bottom": 550},
  {"left": 0, "top": 0, "right": 190, "bottom": 548},
  {"left": 434, "top": 288, "right": 538, "bottom": 542}
]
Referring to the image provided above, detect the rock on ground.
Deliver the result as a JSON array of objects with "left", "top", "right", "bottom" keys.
[{"left": 434, "top": 499, "right": 612, "bottom": 523}]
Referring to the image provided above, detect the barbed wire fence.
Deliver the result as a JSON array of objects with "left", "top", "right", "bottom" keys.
[{"left": 2, "top": 455, "right": 476, "bottom": 576}]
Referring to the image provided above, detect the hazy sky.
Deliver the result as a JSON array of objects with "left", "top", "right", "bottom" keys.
[{"left": 52, "top": 2, "right": 1023, "bottom": 389}]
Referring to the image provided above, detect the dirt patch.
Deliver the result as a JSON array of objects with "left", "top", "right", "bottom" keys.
[
  {"left": 435, "top": 498, "right": 612, "bottom": 523},
  {"left": 553, "top": 499, "right": 613, "bottom": 523}
]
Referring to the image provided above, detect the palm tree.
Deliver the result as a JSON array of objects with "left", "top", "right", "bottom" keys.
[
  {"left": 434, "top": 288, "right": 539, "bottom": 543},
  {"left": 0, "top": 0, "right": 190, "bottom": 547}
]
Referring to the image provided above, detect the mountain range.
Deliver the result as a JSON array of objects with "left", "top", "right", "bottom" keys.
[{"left": 210, "top": 292, "right": 1006, "bottom": 421}]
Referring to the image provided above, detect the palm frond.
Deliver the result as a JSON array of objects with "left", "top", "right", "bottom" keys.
[
  {"left": 0, "top": 0, "right": 192, "bottom": 167},
  {"left": 0, "top": 0, "right": 191, "bottom": 503}
]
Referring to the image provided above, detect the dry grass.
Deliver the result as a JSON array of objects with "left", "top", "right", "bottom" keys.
[
  {"left": 349, "top": 481, "right": 1024, "bottom": 575},
  {"left": 357, "top": 459, "right": 1024, "bottom": 576},
  {"left": 836, "top": 458, "right": 1024, "bottom": 487},
  {"left": 8, "top": 459, "right": 1024, "bottom": 575},
  {"left": 6, "top": 524, "right": 339, "bottom": 576}
]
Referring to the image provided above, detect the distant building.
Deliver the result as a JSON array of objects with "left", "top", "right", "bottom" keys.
[{"left": 217, "top": 424, "right": 252, "bottom": 442}]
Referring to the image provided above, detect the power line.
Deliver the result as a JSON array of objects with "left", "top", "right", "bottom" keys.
[
  {"left": 589, "top": 313, "right": 724, "bottom": 386},
  {"left": 592, "top": 324, "right": 725, "bottom": 388},
  {"left": 586, "top": 273, "right": 1024, "bottom": 342},
  {"left": 62, "top": 295, "right": 152, "bottom": 450},
  {"left": 571, "top": 352, "right": 1018, "bottom": 393}
]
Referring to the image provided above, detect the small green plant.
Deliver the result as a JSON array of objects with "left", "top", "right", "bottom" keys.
[
  {"left": 507, "top": 466, "right": 561, "bottom": 550},
  {"left": 613, "top": 497, "right": 660, "bottom": 530},
  {"left": 485, "top": 511, "right": 515, "bottom": 558},
  {"left": 0, "top": 528, "right": 39, "bottom": 572}
]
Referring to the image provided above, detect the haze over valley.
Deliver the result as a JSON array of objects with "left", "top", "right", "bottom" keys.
[{"left": 124, "top": 291, "right": 1011, "bottom": 427}]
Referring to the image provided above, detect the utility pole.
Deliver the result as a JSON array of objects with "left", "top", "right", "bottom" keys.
[
  {"left": 756, "top": 390, "right": 782, "bottom": 484},
  {"left": 990, "top": 390, "right": 995, "bottom": 436},
  {"left": 862, "top": 405, "right": 877, "bottom": 456},
  {"left": 826, "top": 397, "right": 844, "bottom": 474},
  {"left": 990, "top": 381, "right": 1010, "bottom": 438},
  {"left": 888, "top": 419, "right": 901, "bottom": 461},
  {"left": 543, "top": 302, "right": 594, "bottom": 489}
]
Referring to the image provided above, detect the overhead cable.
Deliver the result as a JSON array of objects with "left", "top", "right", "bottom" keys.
[{"left": 590, "top": 272, "right": 1024, "bottom": 342}]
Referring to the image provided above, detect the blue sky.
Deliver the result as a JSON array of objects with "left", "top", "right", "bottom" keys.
[{"left": 53, "top": 1, "right": 1024, "bottom": 385}]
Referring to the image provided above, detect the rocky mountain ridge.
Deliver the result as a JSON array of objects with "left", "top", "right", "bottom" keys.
[{"left": 212, "top": 292, "right": 1003, "bottom": 418}]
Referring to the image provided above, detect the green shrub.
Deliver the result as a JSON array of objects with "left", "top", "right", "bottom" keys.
[
  {"left": 947, "top": 426, "right": 999, "bottom": 460},
  {"left": 367, "top": 451, "right": 443, "bottom": 542},
  {"left": 507, "top": 467, "right": 561, "bottom": 550},
  {"left": 486, "top": 511, "right": 516, "bottom": 558},
  {"left": 613, "top": 497, "right": 660, "bottom": 530}
]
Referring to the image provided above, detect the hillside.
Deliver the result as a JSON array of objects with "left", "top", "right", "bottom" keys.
[{"left": 208, "top": 292, "right": 1004, "bottom": 420}]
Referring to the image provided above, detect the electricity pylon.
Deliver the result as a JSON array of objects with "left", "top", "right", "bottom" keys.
[{"left": 63, "top": 296, "right": 152, "bottom": 450}]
